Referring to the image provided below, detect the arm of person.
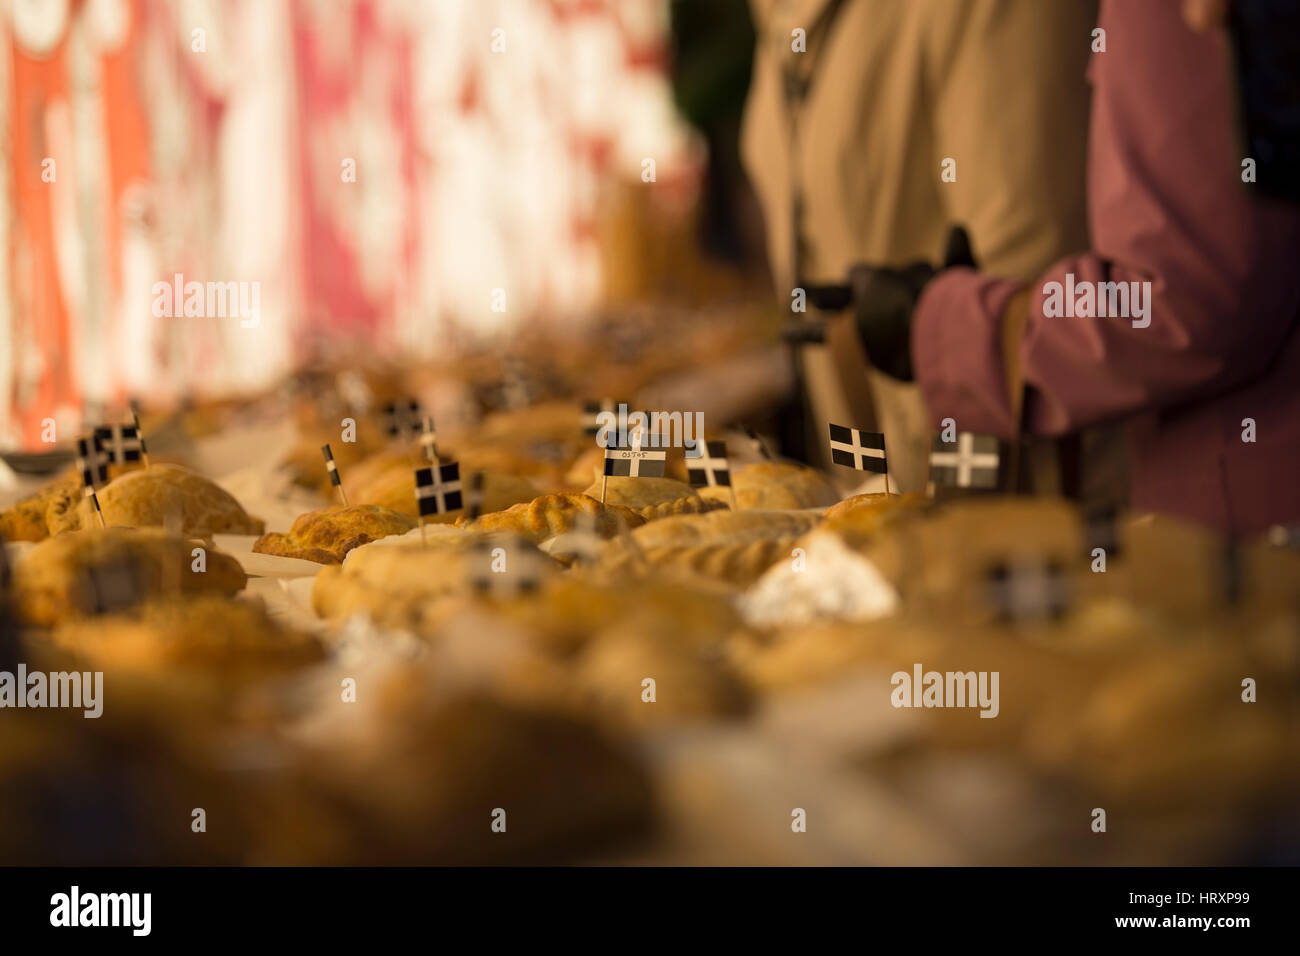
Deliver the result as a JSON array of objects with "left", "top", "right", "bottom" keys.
[{"left": 912, "top": 0, "right": 1300, "bottom": 438}]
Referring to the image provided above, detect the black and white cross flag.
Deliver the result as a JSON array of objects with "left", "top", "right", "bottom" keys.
[
  {"left": 828, "top": 424, "right": 887, "bottom": 474},
  {"left": 467, "top": 537, "right": 545, "bottom": 596},
  {"left": 929, "top": 432, "right": 1001, "bottom": 489},
  {"left": 93, "top": 423, "right": 144, "bottom": 465},
  {"left": 419, "top": 416, "right": 439, "bottom": 463},
  {"left": 321, "top": 444, "right": 343, "bottom": 488},
  {"left": 984, "top": 559, "right": 1071, "bottom": 622},
  {"left": 466, "top": 471, "right": 485, "bottom": 520},
  {"left": 603, "top": 430, "right": 666, "bottom": 478},
  {"left": 582, "top": 399, "right": 618, "bottom": 436},
  {"left": 686, "top": 440, "right": 731, "bottom": 488},
  {"left": 414, "top": 461, "right": 463, "bottom": 516},
  {"left": 130, "top": 406, "right": 150, "bottom": 464},
  {"left": 78, "top": 435, "right": 109, "bottom": 488},
  {"left": 384, "top": 399, "right": 423, "bottom": 440}
]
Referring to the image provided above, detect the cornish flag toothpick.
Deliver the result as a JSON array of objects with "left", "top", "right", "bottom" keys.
[
  {"left": 384, "top": 399, "right": 423, "bottom": 440},
  {"left": 321, "top": 444, "right": 349, "bottom": 505},
  {"left": 419, "top": 415, "right": 439, "bottom": 463},
  {"left": 78, "top": 435, "right": 109, "bottom": 487},
  {"left": 929, "top": 432, "right": 1001, "bottom": 490},
  {"left": 414, "top": 462, "right": 463, "bottom": 516},
  {"left": 984, "top": 559, "right": 1071, "bottom": 622},
  {"left": 686, "top": 440, "right": 731, "bottom": 488},
  {"left": 603, "top": 430, "right": 667, "bottom": 479},
  {"left": 76, "top": 436, "right": 107, "bottom": 527},
  {"left": 93, "top": 423, "right": 144, "bottom": 465},
  {"left": 828, "top": 424, "right": 887, "bottom": 474}
]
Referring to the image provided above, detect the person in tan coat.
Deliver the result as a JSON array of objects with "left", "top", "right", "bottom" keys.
[{"left": 741, "top": 0, "right": 1098, "bottom": 491}]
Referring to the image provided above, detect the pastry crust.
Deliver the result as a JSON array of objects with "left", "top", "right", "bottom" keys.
[
  {"left": 580, "top": 475, "right": 725, "bottom": 521},
  {"left": 601, "top": 538, "right": 794, "bottom": 587},
  {"left": 253, "top": 504, "right": 417, "bottom": 565},
  {"left": 46, "top": 596, "right": 324, "bottom": 678},
  {"left": 13, "top": 527, "right": 247, "bottom": 626},
  {"left": 458, "top": 493, "right": 644, "bottom": 544},
  {"left": 699, "top": 461, "right": 838, "bottom": 510},
  {"left": 626, "top": 508, "right": 821, "bottom": 548},
  {"left": 47, "top": 465, "right": 264, "bottom": 538},
  {"left": 1, "top": 469, "right": 86, "bottom": 542}
]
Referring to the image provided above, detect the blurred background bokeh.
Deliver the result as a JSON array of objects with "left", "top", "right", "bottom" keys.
[{"left": 0, "top": 0, "right": 768, "bottom": 450}]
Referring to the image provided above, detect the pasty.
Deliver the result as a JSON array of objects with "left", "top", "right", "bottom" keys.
[
  {"left": 458, "top": 493, "right": 644, "bottom": 544},
  {"left": 698, "top": 461, "right": 838, "bottom": 511},
  {"left": 47, "top": 465, "right": 264, "bottom": 538},
  {"left": 254, "top": 504, "right": 417, "bottom": 565},
  {"left": 13, "top": 527, "right": 247, "bottom": 626},
  {"left": 347, "top": 449, "right": 538, "bottom": 522},
  {"left": 581, "top": 475, "right": 724, "bottom": 521},
  {"left": 46, "top": 596, "right": 324, "bottom": 678}
]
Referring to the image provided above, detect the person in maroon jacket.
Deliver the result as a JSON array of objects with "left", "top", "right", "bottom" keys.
[{"left": 851, "top": 0, "right": 1300, "bottom": 535}]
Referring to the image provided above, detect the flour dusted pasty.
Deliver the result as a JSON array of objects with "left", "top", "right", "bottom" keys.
[
  {"left": 47, "top": 465, "right": 264, "bottom": 538},
  {"left": 698, "top": 461, "right": 838, "bottom": 511},
  {"left": 13, "top": 527, "right": 247, "bottom": 626},
  {"left": 458, "top": 493, "right": 644, "bottom": 543},
  {"left": 46, "top": 596, "right": 324, "bottom": 678},
  {"left": 254, "top": 504, "right": 416, "bottom": 565}
]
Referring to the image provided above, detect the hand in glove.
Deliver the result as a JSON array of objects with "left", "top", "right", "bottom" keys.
[{"left": 849, "top": 226, "right": 976, "bottom": 381}]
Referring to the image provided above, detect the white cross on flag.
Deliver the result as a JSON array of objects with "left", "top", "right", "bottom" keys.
[
  {"left": 603, "top": 429, "right": 667, "bottom": 478},
  {"left": 93, "top": 424, "right": 144, "bottom": 465},
  {"left": 466, "top": 536, "right": 545, "bottom": 596},
  {"left": 828, "top": 424, "right": 887, "bottom": 474},
  {"left": 686, "top": 440, "right": 731, "bottom": 488},
  {"left": 984, "top": 559, "right": 1071, "bottom": 622},
  {"left": 929, "top": 432, "right": 1001, "bottom": 489},
  {"left": 77, "top": 435, "right": 109, "bottom": 489},
  {"left": 384, "top": 399, "right": 423, "bottom": 440},
  {"left": 414, "top": 462, "right": 463, "bottom": 516}
]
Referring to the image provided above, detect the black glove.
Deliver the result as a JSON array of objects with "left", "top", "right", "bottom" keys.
[{"left": 849, "top": 226, "right": 976, "bottom": 381}]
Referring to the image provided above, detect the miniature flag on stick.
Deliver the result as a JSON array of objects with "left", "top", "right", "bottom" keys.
[
  {"left": 419, "top": 416, "right": 439, "bottom": 464},
  {"left": 384, "top": 399, "right": 423, "bottom": 441},
  {"left": 414, "top": 462, "right": 463, "bottom": 517},
  {"left": 829, "top": 424, "right": 888, "bottom": 489},
  {"left": 984, "top": 559, "right": 1071, "bottom": 622},
  {"left": 130, "top": 406, "right": 151, "bottom": 468},
  {"left": 687, "top": 439, "right": 736, "bottom": 508},
  {"left": 321, "top": 444, "right": 349, "bottom": 506},
  {"left": 93, "top": 423, "right": 145, "bottom": 467},
  {"left": 76, "top": 436, "right": 108, "bottom": 527},
  {"left": 601, "top": 428, "right": 666, "bottom": 504},
  {"left": 467, "top": 537, "right": 544, "bottom": 596},
  {"left": 466, "top": 471, "right": 485, "bottom": 520},
  {"left": 929, "top": 432, "right": 1001, "bottom": 491}
]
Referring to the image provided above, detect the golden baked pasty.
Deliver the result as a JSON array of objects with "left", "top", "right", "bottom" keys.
[
  {"left": 698, "top": 461, "right": 838, "bottom": 510},
  {"left": 47, "top": 465, "right": 264, "bottom": 538},
  {"left": 581, "top": 475, "right": 726, "bottom": 521},
  {"left": 573, "top": 624, "right": 752, "bottom": 728},
  {"left": 253, "top": 504, "right": 417, "bottom": 565},
  {"left": 0, "top": 469, "right": 85, "bottom": 542},
  {"left": 13, "top": 527, "right": 247, "bottom": 626},
  {"left": 458, "top": 493, "right": 644, "bottom": 544},
  {"left": 600, "top": 538, "right": 793, "bottom": 588},
  {"left": 46, "top": 596, "right": 324, "bottom": 679},
  {"left": 626, "top": 509, "right": 821, "bottom": 548}
]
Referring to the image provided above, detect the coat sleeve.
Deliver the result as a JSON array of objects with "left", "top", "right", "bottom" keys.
[{"left": 912, "top": 0, "right": 1300, "bottom": 438}]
